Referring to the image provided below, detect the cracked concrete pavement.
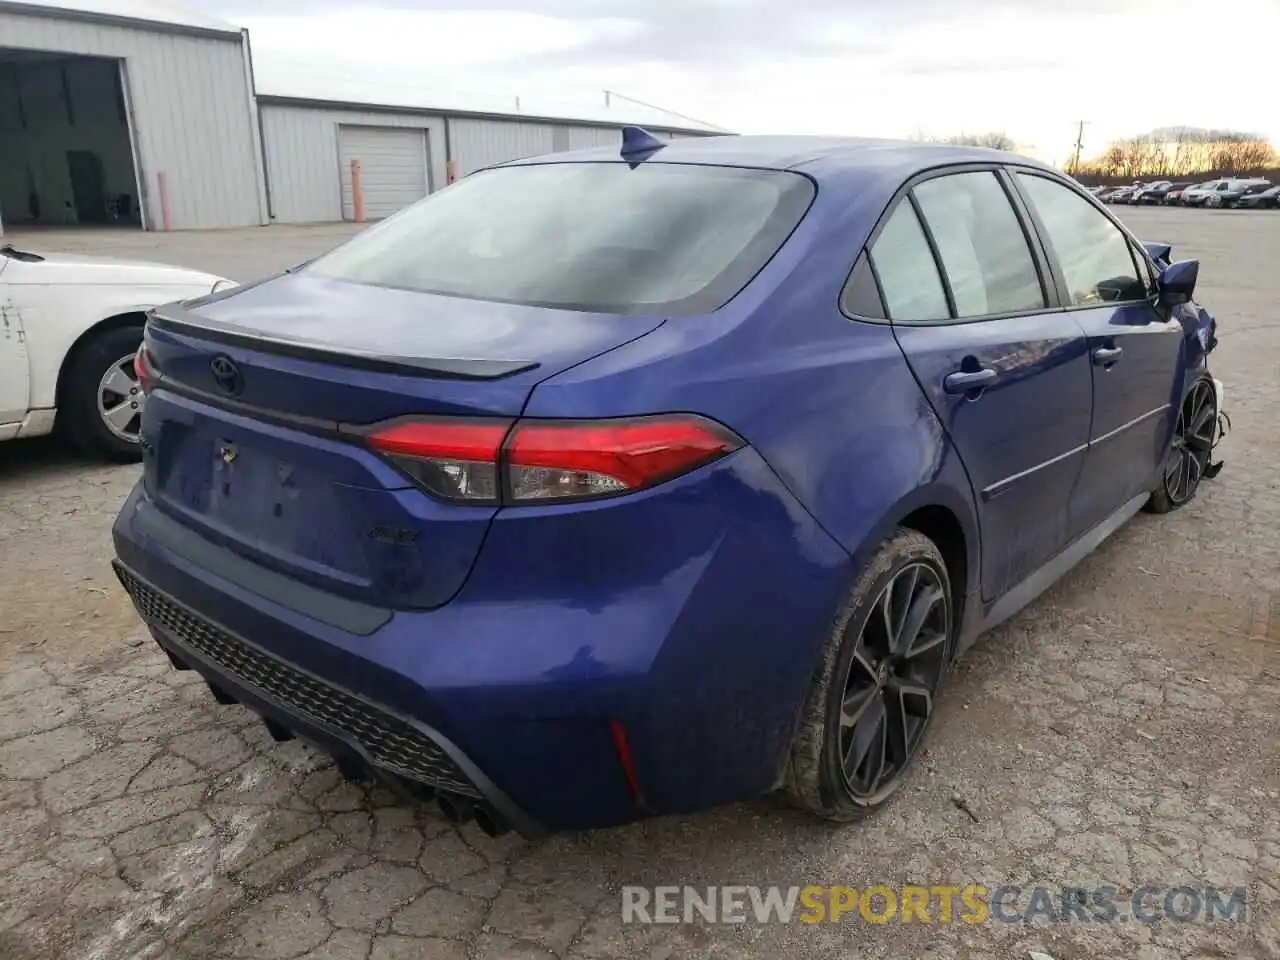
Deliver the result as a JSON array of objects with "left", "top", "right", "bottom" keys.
[{"left": 1, "top": 210, "right": 1278, "bottom": 959}]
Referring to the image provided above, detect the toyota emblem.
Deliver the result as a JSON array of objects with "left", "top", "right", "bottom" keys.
[{"left": 209, "top": 355, "right": 244, "bottom": 396}]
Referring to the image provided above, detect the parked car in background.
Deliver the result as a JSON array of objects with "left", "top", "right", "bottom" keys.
[
  {"left": 1182, "top": 179, "right": 1267, "bottom": 207},
  {"left": 0, "top": 244, "right": 235, "bottom": 459},
  {"left": 1132, "top": 181, "right": 1173, "bottom": 204},
  {"left": 1105, "top": 185, "right": 1141, "bottom": 204},
  {"left": 1163, "top": 183, "right": 1199, "bottom": 205},
  {"left": 1180, "top": 181, "right": 1227, "bottom": 206},
  {"left": 1235, "top": 184, "right": 1280, "bottom": 209},
  {"left": 1206, "top": 179, "right": 1272, "bottom": 208},
  {"left": 112, "top": 132, "right": 1225, "bottom": 836}
]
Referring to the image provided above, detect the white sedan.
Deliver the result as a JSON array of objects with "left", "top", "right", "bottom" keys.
[{"left": 1, "top": 243, "right": 234, "bottom": 460}]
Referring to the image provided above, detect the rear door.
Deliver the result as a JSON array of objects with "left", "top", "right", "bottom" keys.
[
  {"left": 871, "top": 168, "right": 1094, "bottom": 601},
  {"left": 1013, "top": 172, "right": 1183, "bottom": 533}
]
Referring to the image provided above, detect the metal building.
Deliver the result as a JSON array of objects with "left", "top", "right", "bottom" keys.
[
  {"left": 0, "top": 1, "right": 722, "bottom": 231},
  {"left": 0, "top": 0, "right": 267, "bottom": 231},
  {"left": 254, "top": 70, "right": 723, "bottom": 225}
]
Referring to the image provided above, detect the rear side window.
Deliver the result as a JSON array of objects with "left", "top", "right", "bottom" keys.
[
  {"left": 307, "top": 162, "right": 814, "bottom": 316},
  {"left": 1017, "top": 174, "right": 1147, "bottom": 305},
  {"left": 912, "top": 172, "right": 1046, "bottom": 318},
  {"left": 867, "top": 203, "right": 950, "bottom": 322}
]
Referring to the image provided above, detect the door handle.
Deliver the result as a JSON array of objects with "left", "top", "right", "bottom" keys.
[
  {"left": 943, "top": 368, "right": 997, "bottom": 394},
  {"left": 1092, "top": 346, "right": 1123, "bottom": 365}
]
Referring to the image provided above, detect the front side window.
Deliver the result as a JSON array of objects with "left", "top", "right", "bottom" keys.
[
  {"left": 867, "top": 202, "right": 950, "bottom": 322},
  {"left": 308, "top": 162, "right": 814, "bottom": 316},
  {"left": 912, "top": 172, "right": 1046, "bottom": 318},
  {"left": 1017, "top": 174, "right": 1147, "bottom": 306}
]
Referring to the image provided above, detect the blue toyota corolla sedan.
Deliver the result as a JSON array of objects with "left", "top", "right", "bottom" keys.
[{"left": 112, "top": 131, "right": 1223, "bottom": 837}]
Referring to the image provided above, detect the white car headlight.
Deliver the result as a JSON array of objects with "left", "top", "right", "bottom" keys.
[{"left": 211, "top": 278, "right": 239, "bottom": 294}]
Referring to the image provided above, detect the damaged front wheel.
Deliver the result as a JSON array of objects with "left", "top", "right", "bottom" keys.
[{"left": 1145, "top": 378, "right": 1220, "bottom": 514}]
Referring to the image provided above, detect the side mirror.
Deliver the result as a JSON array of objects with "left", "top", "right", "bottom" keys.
[{"left": 1158, "top": 259, "right": 1199, "bottom": 306}]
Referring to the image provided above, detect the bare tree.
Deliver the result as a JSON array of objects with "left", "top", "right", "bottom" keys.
[
  {"left": 1080, "top": 127, "right": 1277, "bottom": 180},
  {"left": 913, "top": 131, "right": 1016, "bottom": 151},
  {"left": 943, "top": 132, "right": 1016, "bottom": 151},
  {"left": 1211, "top": 135, "right": 1277, "bottom": 174}
]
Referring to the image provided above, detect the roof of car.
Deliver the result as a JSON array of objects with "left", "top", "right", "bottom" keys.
[{"left": 505, "top": 134, "right": 1057, "bottom": 179}]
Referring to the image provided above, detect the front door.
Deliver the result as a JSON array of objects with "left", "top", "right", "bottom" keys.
[
  {"left": 0, "top": 261, "right": 32, "bottom": 432},
  {"left": 1013, "top": 173, "right": 1185, "bottom": 533},
  {"left": 868, "top": 169, "right": 1094, "bottom": 601}
]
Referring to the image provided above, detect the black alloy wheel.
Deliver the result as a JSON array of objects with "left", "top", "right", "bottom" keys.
[
  {"left": 788, "top": 529, "right": 953, "bottom": 821},
  {"left": 1147, "top": 378, "right": 1216, "bottom": 513},
  {"left": 837, "top": 560, "right": 950, "bottom": 801}
]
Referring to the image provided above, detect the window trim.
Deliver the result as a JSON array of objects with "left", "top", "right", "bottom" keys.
[
  {"left": 840, "top": 162, "right": 1063, "bottom": 327},
  {"left": 838, "top": 250, "right": 887, "bottom": 320},
  {"left": 904, "top": 191, "right": 959, "bottom": 319},
  {"left": 1006, "top": 167, "right": 1160, "bottom": 312},
  {"left": 863, "top": 200, "right": 950, "bottom": 323}
]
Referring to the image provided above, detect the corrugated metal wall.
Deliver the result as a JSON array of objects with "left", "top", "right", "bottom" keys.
[
  {"left": 259, "top": 104, "right": 446, "bottom": 224},
  {"left": 449, "top": 120, "right": 631, "bottom": 176},
  {"left": 0, "top": 10, "right": 265, "bottom": 230},
  {"left": 261, "top": 103, "right": 715, "bottom": 224},
  {"left": 449, "top": 118, "right": 556, "bottom": 177}
]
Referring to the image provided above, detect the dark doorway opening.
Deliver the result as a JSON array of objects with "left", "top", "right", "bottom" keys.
[{"left": 0, "top": 48, "right": 141, "bottom": 230}]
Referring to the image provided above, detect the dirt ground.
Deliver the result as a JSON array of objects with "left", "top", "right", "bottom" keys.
[{"left": 0, "top": 209, "right": 1277, "bottom": 960}]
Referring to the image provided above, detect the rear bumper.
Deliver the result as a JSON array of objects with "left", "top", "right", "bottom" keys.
[
  {"left": 113, "top": 561, "right": 545, "bottom": 838},
  {"left": 112, "top": 448, "right": 851, "bottom": 832}
]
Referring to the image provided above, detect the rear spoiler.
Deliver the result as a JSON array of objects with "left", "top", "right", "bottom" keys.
[{"left": 146, "top": 307, "right": 540, "bottom": 382}]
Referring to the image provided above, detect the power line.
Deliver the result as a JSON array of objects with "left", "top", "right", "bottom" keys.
[{"left": 602, "top": 89, "right": 730, "bottom": 132}]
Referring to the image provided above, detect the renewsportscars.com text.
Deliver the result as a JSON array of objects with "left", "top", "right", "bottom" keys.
[{"left": 621, "top": 885, "right": 1249, "bottom": 925}]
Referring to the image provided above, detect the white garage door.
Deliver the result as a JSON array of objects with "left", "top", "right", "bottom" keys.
[{"left": 338, "top": 126, "right": 429, "bottom": 221}]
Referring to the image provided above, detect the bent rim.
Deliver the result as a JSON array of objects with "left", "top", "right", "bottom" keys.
[
  {"left": 837, "top": 560, "right": 950, "bottom": 803},
  {"left": 97, "top": 353, "right": 145, "bottom": 443},
  {"left": 1163, "top": 379, "right": 1215, "bottom": 505}
]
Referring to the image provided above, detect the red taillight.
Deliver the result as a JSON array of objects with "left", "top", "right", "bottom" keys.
[
  {"left": 365, "top": 418, "right": 512, "bottom": 504},
  {"left": 363, "top": 414, "right": 742, "bottom": 505},
  {"left": 505, "top": 416, "right": 742, "bottom": 502},
  {"left": 133, "top": 346, "right": 153, "bottom": 393}
]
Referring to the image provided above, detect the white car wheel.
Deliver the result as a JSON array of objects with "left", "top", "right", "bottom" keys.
[{"left": 97, "top": 352, "right": 146, "bottom": 443}]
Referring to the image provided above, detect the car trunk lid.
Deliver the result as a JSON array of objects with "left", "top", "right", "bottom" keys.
[{"left": 140, "top": 272, "right": 665, "bottom": 609}]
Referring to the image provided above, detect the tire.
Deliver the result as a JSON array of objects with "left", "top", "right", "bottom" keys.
[
  {"left": 787, "top": 528, "right": 953, "bottom": 822},
  {"left": 1145, "top": 378, "right": 1216, "bottom": 515},
  {"left": 61, "top": 323, "right": 146, "bottom": 462}
]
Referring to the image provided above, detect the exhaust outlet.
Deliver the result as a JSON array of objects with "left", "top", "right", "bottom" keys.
[{"left": 436, "top": 793, "right": 474, "bottom": 825}]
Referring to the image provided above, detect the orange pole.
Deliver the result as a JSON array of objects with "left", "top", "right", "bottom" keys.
[
  {"left": 157, "top": 171, "right": 172, "bottom": 231},
  {"left": 350, "top": 159, "right": 365, "bottom": 223},
  {"left": 446, "top": 160, "right": 457, "bottom": 185}
]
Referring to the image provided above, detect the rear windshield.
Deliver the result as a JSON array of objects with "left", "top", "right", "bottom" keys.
[{"left": 307, "top": 162, "right": 814, "bottom": 316}]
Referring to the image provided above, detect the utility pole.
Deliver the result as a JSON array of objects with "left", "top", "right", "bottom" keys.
[{"left": 1070, "top": 120, "right": 1089, "bottom": 174}]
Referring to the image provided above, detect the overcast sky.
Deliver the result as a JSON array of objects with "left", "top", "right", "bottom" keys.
[{"left": 199, "top": 0, "right": 1279, "bottom": 163}]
